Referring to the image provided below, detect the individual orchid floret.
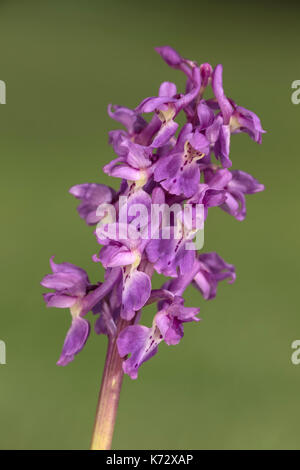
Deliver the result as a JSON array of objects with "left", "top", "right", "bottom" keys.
[
  {"left": 193, "top": 252, "right": 236, "bottom": 300},
  {"left": 95, "top": 222, "right": 151, "bottom": 321},
  {"left": 103, "top": 139, "right": 153, "bottom": 188},
  {"left": 41, "top": 257, "right": 91, "bottom": 365},
  {"left": 187, "top": 183, "right": 227, "bottom": 219},
  {"left": 98, "top": 243, "right": 151, "bottom": 320},
  {"left": 207, "top": 64, "right": 265, "bottom": 168},
  {"left": 146, "top": 225, "right": 196, "bottom": 277},
  {"left": 221, "top": 170, "right": 264, "bottom": 220},
  {"left": 117, "top": 296, "right": 200, "bottom": 379},
  {"left": 154, "top": 124, "right": 209, "bottom": 198},
  {"left": 135, "top": 66, "right": 201, "bottom": 148},
  {"left": 230, "top": 105, "right": 265, "bottom": 144},
  {"left": 146, "top": 189, "right": 206, "bottom": 277},
  {"left": 69, "top": 183, "right": 116, "bottom": 226},
  {"left": 162, "top": 253, "right": 235, "bottom": 302},
  {"left": 146, "top": 202, "right": 205, "bottom": 277},
  {"left": 204, "top": 167, "right": 264, "bottom": 220},
  {"left": 212, "top": 64, "right": 265, "bottom": 143},
  {"left": 107, "top": 104, "right": 147, "bottom": 137}
]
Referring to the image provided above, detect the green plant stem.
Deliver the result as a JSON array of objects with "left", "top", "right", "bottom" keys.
[{"left": 90, "top": 317, "right": 128, "bottom": 450}]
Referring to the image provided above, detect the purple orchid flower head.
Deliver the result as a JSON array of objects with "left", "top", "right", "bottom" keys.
[{"left": 41, "top": 46, "right": 265, "bottom": 382}]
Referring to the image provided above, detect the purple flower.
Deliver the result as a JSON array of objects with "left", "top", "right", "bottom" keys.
[
  {"left": 212, "top": 64, "right": 265, "bottom": 160},
  {"left": 95, "top": 219, "right": 151, "bottom": 320},
  {"left": 41, "top": 46, "right": 265, "bottom": 382},
  {"left": 69, "top": 183, "right": 116, "bottom": 226},
  {"left": 193, "top": 252, "right": 236, "bottom": 300},
  {"left": 204, "top": 167, "right": 264, "bottom": 220},
  {"left": 103, "top": 139, "right": 153, "bottom": 185},
  {"left": 154, "top": 124, "right": 210, "bottom": 198},
  {"left": 107, "top": 104, "right": 147, "bottom": 137},
  {"left": 187, "top": 183, "right": 227, "bottom": 219},
  {"left": 117, "top": 296, "right": 200, "bottom": 379},
  {"left": 135, "top": 67, "right": 201, "bottom": 149},
  {"left": 146, "top": 226, "right": 196, "bottom": 277},
  {"left": 162, "top": 254, "right": 235, "bottom": 301},
  {"left": 230, "top": 105, "right": 266, "bottom": 144},
  {"left": 207, "top": 64, "right": 266, "bottom": 169},
  {"left": 41, "top": 257, "right": 91, "bottom": 365},
  {"left": 146, "top": 187, "right": 205, "bottom": 277}
]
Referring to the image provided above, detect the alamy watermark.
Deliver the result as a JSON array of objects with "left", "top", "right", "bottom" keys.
[
  {"left": 95, "top": 198, "right": 205, "bottom": 250},
  {"left": 291, "top": 80, "right": 300, "bottom": 105},
  {"left": 291, "top": 340, "right": 300, "bottom": 365},
  {"left": 0, "top": 340, "right": 6, "bottom": 365},
  {"left": 0, "top": 80, "right": 6, "bottom": 104}
]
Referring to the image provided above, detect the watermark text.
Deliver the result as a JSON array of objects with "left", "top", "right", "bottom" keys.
[
  {"left": 0, "top": 80, "right": 6, "bottom": 104},
  {"left": 0, "top": 340, "right": 6, "bottom": 365}
]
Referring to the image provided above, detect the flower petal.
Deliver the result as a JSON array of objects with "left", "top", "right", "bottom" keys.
[
  {"left": 123, "top": 140, "right": 152, "bottom": 169},
  {"left": 212, "top": 64, "right": 234, "bottom": 124},
  {"left": 121, "top": 270, "right": 151, "bottom": 320},
  {"left": 193, "top": 252, "right": 236, "bottom": 299},
  {"left": 49, "top": 257, "right": 89, "bottom": 283},
  {"left": 107, "top": 104, "right": 146, "bottom": 134},
  {"left": 69, "top": 183, "right": 115, "bottom": 226},
  {"left": 99, "top": 244, "right": 136, "bottom": 269},
  {"left": 41, "top": 272, "right": 85, "bottom": 293},
  {"left": 214, "top": 124, "right": 232, "bottom": 168},
  {"left": 151, "top": 120, "right": 179, "bottom": 148},
  {"left": 43, "top": 293, "right": 78, "bottom": 308},
  {"left": 155, "top": 46, "right": 183, "bottom": 67},
  {"left": 159, "top": 81, "right": 177, "bottom": 97},
  {"left": 197, "top": 101, "right": 215, "bottom": 130},
  {"left": 228, "top": 170, "right": 265, "bottom": 194},
  {"left": 57, "top": 317, "right": 90, "bottom": 366}
]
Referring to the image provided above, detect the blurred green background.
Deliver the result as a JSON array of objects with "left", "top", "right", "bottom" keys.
[{"left": 0, "top": 0, "right": 299, "bottom": 450}]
